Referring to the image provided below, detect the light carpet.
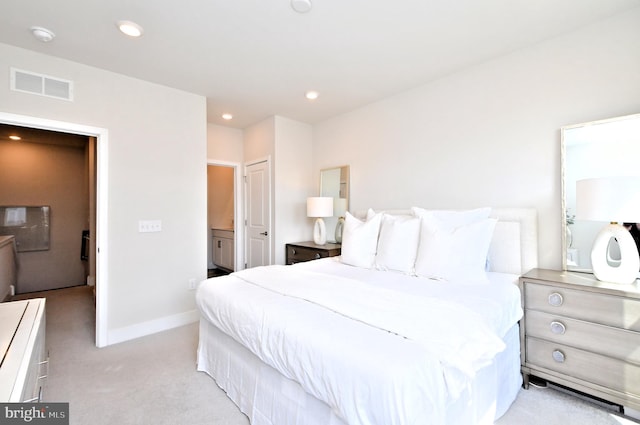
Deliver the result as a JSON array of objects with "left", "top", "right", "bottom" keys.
[{"left": 14, "top": 285, "right": 639, "bottom": 425}]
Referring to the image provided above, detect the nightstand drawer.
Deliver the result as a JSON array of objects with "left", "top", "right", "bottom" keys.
[
  {"left": 287, "top": 246, "right": 326, "bottom": 263},
  {"left": 525, "top": 310, "right": 640, "bottom": 363},
  {"left": 524, "top": 282, "right": 640, "bottom": 332},
  {"left": 285, "top": 242, "right": 341, "bottom": 265},
  {"left": 526, "top": 337, "right": 640, "bottom": 396}
]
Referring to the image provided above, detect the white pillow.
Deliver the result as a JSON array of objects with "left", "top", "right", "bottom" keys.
[
  {"left": 375, "top": 214, "right": 421, "bottom": 274},
  {"left": 341, "top": 210, "right": 382, "bottom": 268},
  {"left": 414, "top": 216, "right": 497, "bottom": 283},
  {"left": 411, "top": 206, "right": 491, "bottom": 227}
]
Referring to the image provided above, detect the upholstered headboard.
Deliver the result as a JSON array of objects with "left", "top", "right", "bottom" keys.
[
  {"left": 487, "top": 208, "right": 538, "bottom": 275},
  {"left": 354, "top": 208, "right": 538, "bottom": 276}
]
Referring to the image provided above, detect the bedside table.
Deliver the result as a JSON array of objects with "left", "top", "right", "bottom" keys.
[
  {"left": 519, "top": 268, "right": 640, "bottom": 411},
  {"left": 285, "top": 241, "right": 341, "bottom": 265}
]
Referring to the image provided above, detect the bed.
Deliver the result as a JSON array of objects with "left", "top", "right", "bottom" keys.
[{"left": 196, "top": 207, "right": 538, "bottom": 425}]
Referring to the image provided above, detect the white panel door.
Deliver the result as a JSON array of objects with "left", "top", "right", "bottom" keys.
[{"left": 245, "top": 160, "right": 270, "bottom": 268}]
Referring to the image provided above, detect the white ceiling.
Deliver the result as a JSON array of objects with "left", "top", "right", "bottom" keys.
[{"left": 1, "top": 0, "right": 638, "bottom": 129}]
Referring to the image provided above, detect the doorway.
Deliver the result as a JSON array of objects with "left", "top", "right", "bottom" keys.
[
  {"left": 0, "top": 112, "right": 108, "bottom": 348},
  {"left": 0, "top": 125, "right": 93, "bottom": 293},
  {"left": 245, "top": 159, "right": 271, "bottom": 268},
  {"left": 207, "top": 160, "right": 243, "bottom": 275}
]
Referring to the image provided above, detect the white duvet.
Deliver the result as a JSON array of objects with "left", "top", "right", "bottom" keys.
[{"left": 196, "top": 258, "right": 522, "bottom": 425}]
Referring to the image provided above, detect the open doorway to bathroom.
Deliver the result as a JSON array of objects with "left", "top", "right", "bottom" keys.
[
  {"left": 0, "top": 124, "right": 96, "bottom": 295},
  {"left": 0, "top": 113, "right": 108, "bottom": 348},
  {"left": 207, "top": 164, "right": 235, "bottom": 278}
]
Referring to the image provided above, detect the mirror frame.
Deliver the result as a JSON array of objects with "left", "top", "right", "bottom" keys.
[
  {"left": 320, "top": 165, "right": 349, "bottom": 208},
  {"left": 319, "top": 165, "right": 350, "bottom": 243},
  {"left": 561, "top": 112, "right": 640, "bottom": 271}
]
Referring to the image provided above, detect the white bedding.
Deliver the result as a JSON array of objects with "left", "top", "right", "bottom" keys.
[{"left": 196, "top": 257, "right": 523, "bottom": 425}]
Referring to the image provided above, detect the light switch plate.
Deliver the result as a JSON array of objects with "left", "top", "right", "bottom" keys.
[{"left": 139, "top": 220, "right": 162, "bottom": 232}]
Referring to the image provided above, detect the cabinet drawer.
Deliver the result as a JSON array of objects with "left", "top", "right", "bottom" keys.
[
  {"left": 524, "top": 282, "right": 640, "bottom": 332},
  {"left": 21, "top": 318, "right": 47, "bottom": 403},
  {"left": 525, "top": 309, "right": 640, "bottom": 363},
  {"left": 287, "top": 246, "right": 327, "bottom": 264},
  {"left": 526, "top": 337, "right": 640, "bottom": 396}
]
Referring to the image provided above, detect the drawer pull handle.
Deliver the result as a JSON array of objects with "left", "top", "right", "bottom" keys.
[
  {"left": 552, "top": 349, "right": 566, "bottom": 363},
  {"left": 550, "top": 321, "right": 566, "bottom": 335},
  {"left": 292, "top": 249, "right": 296, "bottom": 255},
  {"left": 314, "top": 253, "right": 320, "bottom": 259},
  {"left": 548, "top": 292, "right": 564, "bottom": 307}
]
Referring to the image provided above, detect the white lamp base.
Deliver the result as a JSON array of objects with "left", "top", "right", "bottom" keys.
[
  {"left": 591, "top": 223, "right": 640, "bottom": 284},
  {"left": 313, "top": 217, "right": 327, "bottom": 245},
  {"left": 335, "top": 217, "right": 345, "bottom": 243}
]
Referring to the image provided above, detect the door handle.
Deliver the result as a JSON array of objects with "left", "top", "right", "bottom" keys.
[{"left": 260, "top": 231, "right": 268, "bottom": 236}]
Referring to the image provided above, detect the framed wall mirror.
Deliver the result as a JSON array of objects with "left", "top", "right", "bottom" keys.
[
  {"left": 320, "top": 165, "right": 349, "bottom": 243},
  {"left": 561, "top": 113, "right": 640, "bottom": 272}
]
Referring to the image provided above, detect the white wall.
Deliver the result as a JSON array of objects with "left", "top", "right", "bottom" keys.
[
  {"left": 313, "top": 9, "right": 640, "bottom": 270},
  {"left": 244, "top": 117, "right": 276, "bottom": 163},
  {"left": 207, "top": 123, "right": 243, "bottom": 162},
  {"left": 0, "top": 43, "right": 207, "bottom": 345},
  {"left": 274, "top": 116, "right": 314, "bottom": 264}
]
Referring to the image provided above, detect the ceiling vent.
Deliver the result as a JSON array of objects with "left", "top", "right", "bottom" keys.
[{"left": 10, "top": 68, "right": 73, "bottom": 101}]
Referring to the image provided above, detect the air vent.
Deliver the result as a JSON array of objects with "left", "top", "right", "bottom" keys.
[{"left": 10, "top": 68, "right": 73, "bottom": 101}]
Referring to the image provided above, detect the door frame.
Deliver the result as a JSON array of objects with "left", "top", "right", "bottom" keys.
[
  {"left": 0, "top": 112, "right": 109, "bottom": 348},
  {"left": 207, "top": 159, "right": 243, "bottom": 271}
]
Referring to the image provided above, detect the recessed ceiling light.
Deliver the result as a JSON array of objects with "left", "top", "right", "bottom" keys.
[
  {"left": 116, "top": 20, "right": 144, "bottom": 37},
  {"left": 30, "top": 26, "right": 55, "bottom": 43},
  {"left": 291, "top": 0, "right": 312, "bottom": 13},
  {"left": 9, "top": 135, "right": 21, "bottom": 141},
  {"left": 305, "top": 91, "right": 319, "bottom": 100},
  {"left": 222, "top": 113, "right": 233, "bottom": 120}
]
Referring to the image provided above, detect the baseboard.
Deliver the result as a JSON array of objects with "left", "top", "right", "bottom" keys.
[{"left": 107, "top": 309, "right": 199, "bottom": 346}]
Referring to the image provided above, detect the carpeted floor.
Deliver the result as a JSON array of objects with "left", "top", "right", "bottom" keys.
[{"left": 13, "top": 285, "right": 639, "bottom": 425}]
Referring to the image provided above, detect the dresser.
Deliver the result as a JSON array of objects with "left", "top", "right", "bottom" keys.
[
  {"left": 285, "top": 241, "right": 341, "bottom": 265},
  {"left": 519, "top": 269, "right": 640, "bottom": 410},
  {"left": 0, "top": 298, "right": 47, "bottom": 402}
]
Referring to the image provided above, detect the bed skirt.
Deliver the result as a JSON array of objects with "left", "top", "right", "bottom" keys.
[{"left": 197, "top": 319, "right": 522, "bottom": 425}]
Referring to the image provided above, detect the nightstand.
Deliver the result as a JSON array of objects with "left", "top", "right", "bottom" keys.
[
  {"left": 519, "top": 268, "right": 640, "bottom": 411},
  {"left": 285, "top": 241, "right": 341, "bottom": 265}
]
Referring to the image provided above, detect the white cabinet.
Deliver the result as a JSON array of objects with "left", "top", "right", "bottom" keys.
[
  {"left": 0, "top": 236, "right": 17, "bottom": 302},
  {"left": 212, "top": 229, "right": 234, "bottom": 271},
  {"left": 0, "top": 298, "right": 47, "bottom": 402}
]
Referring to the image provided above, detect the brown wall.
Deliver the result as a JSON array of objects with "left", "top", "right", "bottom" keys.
[
  {"left": 207, "top": 165, "right": 234, "bottom": 229},
  {"left": 0, "top": 138, "right": 88, "bottom": 293},
  {"left": 207, "top": 165, "right": 234, "bottom": 268}
]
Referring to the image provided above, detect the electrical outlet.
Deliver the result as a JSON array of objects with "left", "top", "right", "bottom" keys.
[{"left": 188, "top": 278, "right": 197, "bottom": 290}]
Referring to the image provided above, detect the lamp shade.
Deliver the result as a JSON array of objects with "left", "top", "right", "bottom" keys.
[
  {"left": 307, "top": 197, "right": 333, "bottom": 218},
  {"left": 576, "top": 176, "right": 640, "bottom": 284},
  {"left": 576, "top": 177, "right": 640, "bottom": 223}
]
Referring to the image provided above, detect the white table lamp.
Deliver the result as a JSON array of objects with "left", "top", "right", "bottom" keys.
[
  {"left": 576, "top": 176, "right": 640, "bottom": 284},
  {"left": 307, "top": 197, "right": 333, "bottom": 245},
  {"left": 333, "top": 198, "right": 348, "bottom": 243}
]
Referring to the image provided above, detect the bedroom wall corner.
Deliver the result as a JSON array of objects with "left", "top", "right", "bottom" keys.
[
  {"left": 274, "top": 116, "right": 314, "bottom": 265},
  {"left": 311, "top": 8, "right": 640, "bottom": 271}
]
